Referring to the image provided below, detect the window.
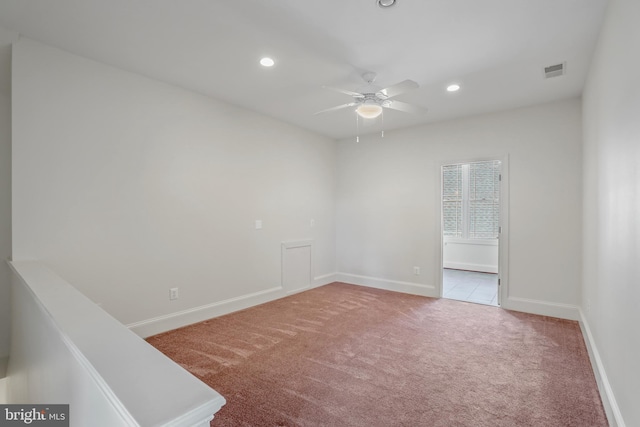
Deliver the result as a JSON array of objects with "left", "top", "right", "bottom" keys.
[
  {"left": 442, "top": 165, "right": 463, "bottom": 237},
  {"left": 442, "top": 160, "right": 501, "bottom": 239}
]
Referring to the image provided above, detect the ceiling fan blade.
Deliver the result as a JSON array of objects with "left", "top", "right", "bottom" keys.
[
  {"left": 323, "top": 86, "right": 365, "bottom": 98},
  {"left": 378, "top": 79, "right": 419, "bottom": 98},
  {"left": 384, "top": 100, "right": 427, "bottom": 115},
  {"left": 314, "top": 102, "right": 358, "bottom": 115}
]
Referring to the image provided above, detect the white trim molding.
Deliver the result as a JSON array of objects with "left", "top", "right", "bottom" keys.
[
  {"left": 502, "top": 296, "right": 580, "bottom": 320},
  {"left": 128, "top": 286, "right": 284, "bottom": 338},
  {"left": 129, "top": 272, "right": 338, "bottom": 338},
  {"left": 281, "top": 239, "right": 314, "bottom": 294},
  {"left": 336, "top": 272, "right": 437, "bottom": 297},
  {"left": 313, "top": 273, "right": 337, "bottom": 287},
  {"left": 579, "top": 309, "right": 625, "bottom": 427},
  {"left": 8, "top": 261, "right": 225, "bottom": 426},
  {"left": 437, "top": 153, "right": 511, "bottom": 309},
  {"left": 281, "top": 240, "right": 314, "bottom": 249},
  {"left": 442, "top": 262, "right": 498, "bottom": 274}
]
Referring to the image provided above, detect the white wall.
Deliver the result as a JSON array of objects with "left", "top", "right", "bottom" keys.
[
  {"left": 582, "top": 0, "right": 640, "bottom": 425},
  {"left": 11, "top": 39, "right": 336, "bottom": 331},
  {"left": 0, "top": 26, "right": 15, "bottom": 373},
  {"left": 443, "top": 238, "right": 498, "bottom": 273},
  {"left": 0, "top": 91, "right": 9, "bottom": 372},
  {"left": 336, "top": 98, "right": 583, "bottom": 317}
]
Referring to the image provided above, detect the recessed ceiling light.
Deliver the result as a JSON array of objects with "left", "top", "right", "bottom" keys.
[
  {"left": 447, "top": 84, "right": 461, "bottom": 92},
  {"left": 377, "top": 0, "right": 396, "bottom": 8},
  {"left": 260, "top": 57, "right": 275, "bottom": 67}
]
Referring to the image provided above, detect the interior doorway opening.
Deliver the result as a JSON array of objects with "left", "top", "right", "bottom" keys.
[{"left": 441, "top": 160, "right": 502, "bottom": 307}]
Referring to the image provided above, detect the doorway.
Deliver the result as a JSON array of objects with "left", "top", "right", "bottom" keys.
[{"left": 441, "top": 160, "right": 502, "bottom": 306}]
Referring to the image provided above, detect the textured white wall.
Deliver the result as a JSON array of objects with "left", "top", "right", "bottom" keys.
[
  {"left": 336, "top": 98, "right": 583, "bottom": 312},
  {"left": 11, "top": 39, "right": 336, "bottom": 326},
  {"left": 582, "top": 0, "right": 640, "bottom": 425}
]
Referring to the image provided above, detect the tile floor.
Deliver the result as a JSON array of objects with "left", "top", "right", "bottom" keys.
[{"left": 442, "top": 268, "right": 499, "bottom": 306}]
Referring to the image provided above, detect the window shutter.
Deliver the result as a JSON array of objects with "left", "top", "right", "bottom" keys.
[
  {"left": 443, "top": 160, "right": 500, "bottom": 239},
  {"left": 442, "top": 164, "right": 463, "bottom": 237}
]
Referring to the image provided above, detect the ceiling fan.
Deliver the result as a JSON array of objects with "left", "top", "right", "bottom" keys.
[{"left": 315, "top": 72, "right": 427, "bottom": 119}]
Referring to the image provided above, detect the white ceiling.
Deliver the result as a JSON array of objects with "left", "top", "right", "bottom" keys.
[{"left": 0, "top": 0, "right": 608, "bottom": 139}]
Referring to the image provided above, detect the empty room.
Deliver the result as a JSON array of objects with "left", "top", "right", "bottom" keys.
[{"left": 0, "top": 0, "right": 638, "bottom": 426}]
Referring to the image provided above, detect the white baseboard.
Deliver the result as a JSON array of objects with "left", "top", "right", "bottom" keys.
[
  {"left": 501, "top": 296, "right": 580, "bottom": 320},
  {"left": 579, "top": 309, "right": 625, "bottom": 427},
  {"left": 313, "top": 273, "right": 337, "bottom": 287},
  {"left": 284, "top": 273, "right": 338, "bottom": 295},
  {"left": 128, "top": 286, "right": 284, "bottom": 337},
  {"left": 336, "top": 272, "right": 437, "bottom": 297},
  {"left": 443, "top": 262, "right": 498, "bottom": 274},
  {"left": 128, "top": 273, "right": 338, "bottom": 338}
]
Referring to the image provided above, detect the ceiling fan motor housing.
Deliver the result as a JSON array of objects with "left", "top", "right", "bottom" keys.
[{"left": 357, "top": 92, "right": 391, "bottom": 107}]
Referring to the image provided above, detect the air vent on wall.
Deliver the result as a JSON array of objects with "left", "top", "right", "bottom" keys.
[{"left": 544, "top": 62, "right": 566, "bottom": 79}]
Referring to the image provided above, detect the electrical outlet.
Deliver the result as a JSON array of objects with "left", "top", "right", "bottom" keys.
[
  {"left": 414, "top": 266, "right": 420, "bottom": 275},
  {"left": 170, "top": 287, "right": 179, "bottom": 301}
]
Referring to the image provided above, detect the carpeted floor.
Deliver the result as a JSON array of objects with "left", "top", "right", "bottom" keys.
[{"left": 147, "top": 283, "right": 607, "bottom": 426}]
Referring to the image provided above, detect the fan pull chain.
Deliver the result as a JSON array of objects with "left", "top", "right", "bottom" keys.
[
  {"left": 356, "top": 111, "right": 360, "bottom": 143},
  {"left": 381, "top": 109, "right": 384, "bottom": 138}
]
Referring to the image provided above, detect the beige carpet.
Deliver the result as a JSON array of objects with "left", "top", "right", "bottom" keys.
[{"left": 147, "top": 282, "right": 607, "bottom": 426}]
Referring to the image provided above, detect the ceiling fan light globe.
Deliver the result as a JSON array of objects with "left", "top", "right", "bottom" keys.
[
  {"left": 356, "top": 104, "right": 383, "bottom": 119},
  {"left": 377, "top": 0, "right": 396, "bottom": 8}
]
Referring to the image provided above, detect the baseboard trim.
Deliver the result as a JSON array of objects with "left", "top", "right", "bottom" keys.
[
  {"left": 129, "top": 273, "right": 339, "bottom": 338},
  {"left": 336, "top": 272, "right": 437, "bottom": 297},
  {"left": 579, "top": 309, "right": 625, "bottom": 427},
  {"left": 313, "top": 273, "right": 337, "bottom": 287},
  {"left": 443, "top": 262, "right": 498, "bottom": 274},
  {"left": 502, "top": 296, "right": 580, "bottom": 320},
  {"left": 128, "top": 286, "right": 284, "bottom": 338}
]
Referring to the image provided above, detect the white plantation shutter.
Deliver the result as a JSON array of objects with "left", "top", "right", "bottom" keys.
[
  {"left": 443, "top": 160, "right": 500, "bottom": 239},
  {"left": 442, "top": 164, "right": 463, "bottom": 237},
  {"left": 468, "top": 160, "right": 501, "bottom": 238}
]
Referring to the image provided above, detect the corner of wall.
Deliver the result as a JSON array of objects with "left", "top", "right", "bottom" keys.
[
  {"left": 579, "top": 309, "right": 626, "bottom": 427},
  {"left": 335, "top": 272, "right": 438, "bottom": 298},
  {"left": 501, "top": 296, "right": 580, "bottom": 321}
]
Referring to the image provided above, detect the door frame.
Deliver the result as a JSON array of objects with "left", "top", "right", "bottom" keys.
[{"left": 436, "top": 154, "right": 509, "bottom": 307}]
